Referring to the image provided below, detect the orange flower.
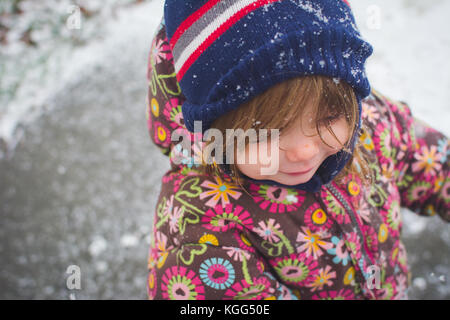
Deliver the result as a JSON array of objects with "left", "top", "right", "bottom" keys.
[{"left": 412, "top": 145, "right": 442, "bottom": 177}]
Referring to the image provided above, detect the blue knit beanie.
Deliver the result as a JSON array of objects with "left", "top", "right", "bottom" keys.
[{"left": 164, "top": 0, "right": 373, "bottom": 192}]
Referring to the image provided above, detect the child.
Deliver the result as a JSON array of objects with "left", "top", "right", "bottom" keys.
[{"left": 146, "top": 0, "right": 449, "bottom": 300}]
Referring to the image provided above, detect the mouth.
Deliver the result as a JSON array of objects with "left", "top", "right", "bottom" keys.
[{"left": 280, "top": 167, "right": 313, "bottom": 176}]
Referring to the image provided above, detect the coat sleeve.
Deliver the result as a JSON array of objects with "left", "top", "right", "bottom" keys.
[
  {"left": 380, "top": 92, "right": 450, "bottom": 221},
  {"left": 146, "top": 16, "right": 185, "bottom": 156}
]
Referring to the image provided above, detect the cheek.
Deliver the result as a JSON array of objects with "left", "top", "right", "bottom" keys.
[
  {"left": 235, "top": 142, "right": 280, "bottom": 178},
  {"left": 235, "top": 152, "right": 264, "bottom": 179},
  {"left": 235, "top": 144, "right": 260, "bottom": 178}
]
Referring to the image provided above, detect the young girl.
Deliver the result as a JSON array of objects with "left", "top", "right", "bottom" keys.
[{"left": 146, "top": 0, "right": 449, "bottom": 300}]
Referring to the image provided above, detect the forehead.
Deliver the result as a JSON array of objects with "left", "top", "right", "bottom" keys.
[{"left": 293, "top": 95, "right": 320, "bottom": 123}]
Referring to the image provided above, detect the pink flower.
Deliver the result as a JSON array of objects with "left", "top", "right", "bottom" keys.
[
  {"left": 250, "top": 183, "right": 305, "bottom": 213},
  {"left": 151, "top": 36, "right": 173, "bottom": 65},
  {"left": 202, "top": 203, "right": 253, "bottom": 233},
  {"left": 164, "top": 98, "right": 184, "bottom": 129},
  {"left": 304, "top": 203, "right": 333, "bottom": 231},
  {"left": 223, "top": 246, "right": 251, "bottom": 262},
  {"left": 154, "top": 121, "right": 171, "bottom": 148},
  {"left": 224, "top": 277, "right": 272, "bottom": 300},
  {"left": 362, "top": 103, "right": 380, "bottom": 125},
  {"left": 312, "top": 288, "right": 355, "bottom": 300},
  {"left": 161, "top": 266, "right": 204, "bottom": 300},
  {"left": 200, "top": 176, "right": 242, "bottom": 207},
  {"left": 169, "top": 206, "right": 184, "bottom": 234},
  {"left": 254, "top": 218, "right": 283, "bottom": 243},
  {"left": 269, "top": 252, "right": 319, "bottom": 287}
]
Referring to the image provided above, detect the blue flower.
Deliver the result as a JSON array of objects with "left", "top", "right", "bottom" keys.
[
  {"left": 327, "top": 236, "right": 351, "bottom": 266},
  {"left": 199, "top": 257, "right": 235, "bottom": 290},
  {"left": 437, "top": 138, "right": 449, "bottom": 164}
]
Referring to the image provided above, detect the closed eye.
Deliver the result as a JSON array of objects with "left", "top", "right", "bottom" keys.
[{"left": 320, "top": 115, "right": 341, "bottom": 127}]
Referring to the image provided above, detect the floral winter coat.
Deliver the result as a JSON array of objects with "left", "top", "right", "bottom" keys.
[{"left": 145, "top": 18, "right": 450, "bottom": 300}]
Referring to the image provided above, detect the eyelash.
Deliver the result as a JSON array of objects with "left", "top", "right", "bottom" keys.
[{"left": 320, "top": 115, "right": 341, "bottom": 126}]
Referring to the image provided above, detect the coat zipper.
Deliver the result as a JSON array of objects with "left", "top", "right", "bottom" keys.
[
  {"left": 326, "top": 183, "right": 376, "bottom": 268},
  {"left": 326, "top": 183, "right": 379, "bottom": 299}
]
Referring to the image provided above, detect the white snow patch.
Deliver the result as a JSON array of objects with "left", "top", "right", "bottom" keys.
[
  {"left": 89, "top": 236, "right": 108, "bottom": 257},
  {"left": 120, "top": 234, "right": 139, "bottom": 248}
]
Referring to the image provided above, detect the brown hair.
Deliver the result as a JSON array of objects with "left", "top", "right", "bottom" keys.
[{"left": 203, "top": 75, "right": 374, "bottom": 193}]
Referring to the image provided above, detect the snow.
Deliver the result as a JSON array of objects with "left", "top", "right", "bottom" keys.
[
  {"left": 293, "top": 0, "right": 330, "bottom": 23},
  {"left": 0, "top": 0, "right": 164, "bottom": 158},
  {"left": 88, "top": 236, "right": 108, "bottom": 257},
  {"left": 120, "top": 234, "right": 140, "bottom": 248},
  {"left": 351, "top": 0, "right": 450, "bottom": 137}
]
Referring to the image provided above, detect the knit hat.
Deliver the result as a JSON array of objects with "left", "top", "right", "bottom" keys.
[{"left": 164, "top": 0, "right": 373, "bottom": 192}]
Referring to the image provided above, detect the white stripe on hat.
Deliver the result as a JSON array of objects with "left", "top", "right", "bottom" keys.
[{"left": 174, "top": 0, "right": 262, "bottom": 75}]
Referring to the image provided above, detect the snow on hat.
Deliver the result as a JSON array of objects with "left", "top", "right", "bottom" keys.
[{"left": 164, "top": 0, "right": 373, "bottom": 192}]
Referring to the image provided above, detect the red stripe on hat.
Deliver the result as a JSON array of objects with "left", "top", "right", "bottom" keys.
[
  {"left": 342, "top": 0, "right": 350, "bottom": 7},
  {"left": 176, "top": 0, "right": 281, "bottom": 82},
  {"left": 169, "top": 0, "right": 221, "bottom": 50}
]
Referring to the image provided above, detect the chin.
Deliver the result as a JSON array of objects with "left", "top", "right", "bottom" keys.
[{"left": 271, "top": 176, "right": 310, "bottom": 186}]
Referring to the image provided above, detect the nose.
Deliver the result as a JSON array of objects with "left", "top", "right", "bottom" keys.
[{"left": 284, "top": 139, "right": 320, "bottom": 163}]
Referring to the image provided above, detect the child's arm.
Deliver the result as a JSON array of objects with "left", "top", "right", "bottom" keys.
[
  {"left": 377, "top": 91, "right": 450, "bottom": 221},
  {"left": 146, "top": 16, "right": 184, "bottom": 156}
]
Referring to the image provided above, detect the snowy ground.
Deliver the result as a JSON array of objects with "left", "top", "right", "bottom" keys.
[
  {"left": 0, "top": 0, "right": 448, "bottom": 299},
  {"left": 0, "top": 0, "right": 153, "bottom": 157}
]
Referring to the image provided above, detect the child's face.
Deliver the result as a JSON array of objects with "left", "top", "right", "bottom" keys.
[{"left": 235, "top": 104, "right": 350, "bottom": 186}]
